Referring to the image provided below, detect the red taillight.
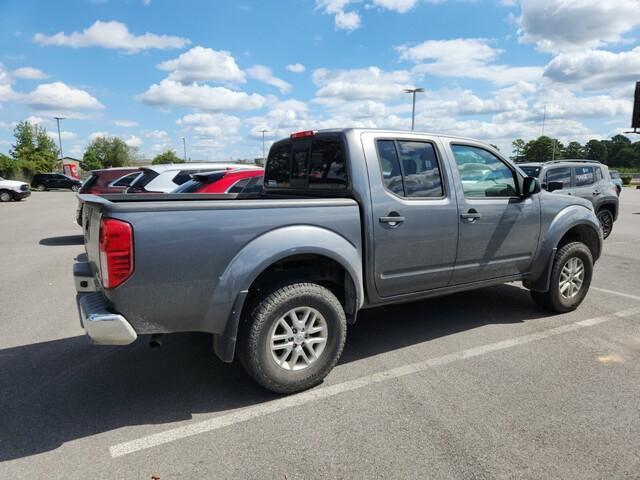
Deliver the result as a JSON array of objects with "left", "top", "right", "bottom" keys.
[
  {"left": 290, "top": 130, "right": 315, "bottom": 139},
  {"left": 99, "top": 218, "right": 134, "bottom": 289}
]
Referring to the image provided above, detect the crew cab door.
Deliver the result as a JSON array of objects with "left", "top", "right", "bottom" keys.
[
  {"left": 445, "top": 142, "right": 540, "bottom": 284},
  {"left": 362, "top": 133, "right": 459, "bottom": 297}
]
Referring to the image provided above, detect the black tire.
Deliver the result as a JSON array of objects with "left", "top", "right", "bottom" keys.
[
  {"left": 35, "top": 184, "right": 46, "bottom": 192},
  {"left": 240, "top": 282, "right": 347, "bottom": 394},
  {"left": 531, "top": 241, "right": 593, "bottom": 313},
  {"left": 596, "top": 209, "right": 613, "bottom": 239},
  {"left": 0, "top": 190, "right": 12, "bottom": 202}
]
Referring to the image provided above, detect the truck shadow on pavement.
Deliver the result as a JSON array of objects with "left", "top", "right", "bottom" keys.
[{"left": 0, "top": 283, "right": 549, "bottom": 461}]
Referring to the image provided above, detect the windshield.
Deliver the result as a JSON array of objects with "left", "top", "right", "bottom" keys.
[{"left": 520, "top": 166, "right": 541, "bottom": 177}]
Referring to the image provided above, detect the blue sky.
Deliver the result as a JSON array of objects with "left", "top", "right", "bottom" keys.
[{"left": 0, "top": 0, "right": 638, "bottom": 160}]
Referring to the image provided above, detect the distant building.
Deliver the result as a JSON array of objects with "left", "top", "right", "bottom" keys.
[{"left": 57, "top": 156, "right": 81, "bottom": 178}]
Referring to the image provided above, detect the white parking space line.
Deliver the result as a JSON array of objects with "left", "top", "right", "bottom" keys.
[
  {"left": 109, "top": 306, "right": 640, "bottom": 458},
  {"left": 592, "top": 287, "right": 640, "bottom": 302}
]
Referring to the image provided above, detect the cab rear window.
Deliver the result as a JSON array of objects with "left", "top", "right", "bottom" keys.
[{"left": 264, "top": 135, "right": 348, "bottom": 190}]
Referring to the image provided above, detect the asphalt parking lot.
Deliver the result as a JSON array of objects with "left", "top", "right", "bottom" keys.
[{"left": 1, "top": 190, "right": 640, "bottom": 479}]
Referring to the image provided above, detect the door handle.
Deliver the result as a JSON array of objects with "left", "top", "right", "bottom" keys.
[
  {"left": 379, "top": 215, "right": 405, "bottom": 226},
  {"left": 460, "top": 209, "right": 481, "bottom": 223}
]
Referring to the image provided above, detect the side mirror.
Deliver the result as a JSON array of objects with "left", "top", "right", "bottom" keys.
[
  {"left": 547, "top": 181, "right": 563, "bottom": 192},
  {"left": 522, "top": 176, "right": 541, "bottom": 197}
]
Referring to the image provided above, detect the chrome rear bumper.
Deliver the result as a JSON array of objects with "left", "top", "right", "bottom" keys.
[{"left": 74, "top": 260, "right": 137, "bottom": 345}]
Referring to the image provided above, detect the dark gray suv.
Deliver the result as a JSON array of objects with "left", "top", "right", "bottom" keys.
[{"left": 519, "top": 160, "right": 618, "bottom": 238}]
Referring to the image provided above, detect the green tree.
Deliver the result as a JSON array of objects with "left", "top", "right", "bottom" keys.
[
  {"left": 0, "top": 153, "right": 18, "bottom": 178},
  {"left": 10, "top": 121, "right": 57, "bottom": 174},
  {"left": 81, "top": 149, "right": 103, "bottom": 171},
  {"left": 511, "top": 138, "right": 525, "bottom": 162},
  {"left": 151, "top": 149, "right": 183, "bottom": 165},
  {"left": 563, "top": 141, "right": 586, "bottom": 159},
  {"left": 586, "top": 140, "right": 608, "bottom": 163},
  {"left": 83, "top": 136, "right": 133, "bottom": 169},
  {"left": 522, "top": 136, "right": 564, "bottom": 162}
]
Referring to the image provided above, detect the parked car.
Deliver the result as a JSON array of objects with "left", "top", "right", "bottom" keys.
[
  {"left": 75, "top": 128, "right": 602, "bottom": 394},
  {"left": 124, "top": 163, "right": 261, "bottom": 194},
  {"left": 0, "top": 176, "right": 31, "bottom": 202},
  {"left": 609, "top": 170, "right": 623, "bottom": 196},
  {"left": 519, "top": 160, "right": 618, "bottom": 239},
  {"left": 79, "top": 167, "right": 141, "bottom": 195},
  {"left": 172, "top": 168, "right": 264, "bottom": 194},
  {"left": 75, "top": 168, "right": 142, "bottom": 225},
  {"left": 32, "top": 172, "right": 82, "bottom": 192}
]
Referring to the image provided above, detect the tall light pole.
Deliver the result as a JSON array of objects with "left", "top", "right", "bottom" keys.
[
  {"left": 182, "top": 137, "right": 187, "bottom": 162},
  {"left": 54, "top": 116, "right": 65, "bottom": 159},
  {"left": 260, "top": 129, "right": 268, "bottom": 161},
  {"left": 404, "top": 88, "right": 424, "bottom": 131}
]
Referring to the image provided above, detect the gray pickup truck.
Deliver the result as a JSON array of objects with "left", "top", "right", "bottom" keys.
[{"left": 74, "top": 129, "right": 603, "bottom": 393}]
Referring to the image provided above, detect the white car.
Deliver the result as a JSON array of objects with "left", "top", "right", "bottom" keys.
[
  {"left": 125, "top": 163, "right": 262, "bottom": 193},
  {"left": 0, "top": 176, "right": 31, "bottom": 202}
]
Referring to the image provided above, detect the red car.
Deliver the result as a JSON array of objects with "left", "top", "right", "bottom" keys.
[
  {"left": 173, "top": 168, "right": 264, "bottom": 194},
  {"left": 79, "top": 167, "right": 141, "bottom": 195}
]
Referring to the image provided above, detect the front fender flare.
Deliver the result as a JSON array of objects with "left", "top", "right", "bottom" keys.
[{"left": 526, "top": 205, "right": 602, "bottom": 292}]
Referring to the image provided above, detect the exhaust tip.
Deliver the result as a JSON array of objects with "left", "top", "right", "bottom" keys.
[{"left": 149, "top": 334, "right": 163, "bottom": 348}]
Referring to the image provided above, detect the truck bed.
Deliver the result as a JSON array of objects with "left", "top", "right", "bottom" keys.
[{"left": 80, "top": 193, "right": 362, "bottom": 336}]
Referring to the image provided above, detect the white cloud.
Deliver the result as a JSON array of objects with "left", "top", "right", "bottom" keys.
[
  {"left": 177, "top": 113, "right": 242, "bottom": 137},
  {"left": 12, "top": 67, "right": 48, "bottom": 80},
  {"left": 398, "top": 38, "right": 543, "bottom": 85},
  {"left": 22, "top": 82, "right": 104, "bottom": 110},
  {"left": 113, "top": 119, "right": 138, "bottom": 127},
  {"left": 138, "top": 79, "right": 265, "bottom": 111},
  {"left": 124, "top": 135, "right": 143, "bottom": 148},
  {"left": 334, "top": 10, "right": 361, "bottom": 30},
  {"left": 24, "top": 115, "right": 45, "bottom": 125},
  {"left": 33, "top": 20, "right": 190, "bottom": 54},
  {"left": 544, "top": 47, "right": 640, "bottom": 90},
  {"left": 48, "top": 130, "right": 76, "bottom": 141},
  {"left": 247, "top": 65, "right": 291, "bottom": 93},
  {"left": 89, "top": 131, "right": 109, "bottom": 141},
  {"left": 143, "top": 129, "right": 169, "bottom": 139},
  {"left": 516, "top": 0, "right": 640, "bottom": 53},
  {"left": 286, "top": 63, "right": 306, "bottom": 73},
  {"left": 157, "top": 46, "right": 245, "bottom": 84},
  {"left": 371, "top": 0, "right": 418, "bottom": 14},
  {"left": 0, "top": 66, "right": 16, "bottom": 103},
  {"left": 313, "top": 66, "right": 412, "bottom": 101},
  {"left": 315, "top": 1, "right": 361, "bottom": 30}
]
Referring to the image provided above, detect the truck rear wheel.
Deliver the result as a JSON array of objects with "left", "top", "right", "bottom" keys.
[
  {"left": 530, "top": 241, "right": 593, "bottom": 313},
  {"left": 240, "top": 282, "right": 347, "bottom": 394}
]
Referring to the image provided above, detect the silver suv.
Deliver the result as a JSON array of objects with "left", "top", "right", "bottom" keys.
[{"left": 519, "top": 160, "right": 619, "bottom": 238}]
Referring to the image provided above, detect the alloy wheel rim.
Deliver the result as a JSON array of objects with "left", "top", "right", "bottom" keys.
[
  {"left": 268, "top": 306, "right": 328, "bottom": 371},
  {"left": 0, "top": 192, "right": 10, "bottom": 201},
  {"left": 559, "top": 257, "right": 585, "bottom": 300},
  {"left": 598, "top": 211, "right": 612, "bottom": 237}
]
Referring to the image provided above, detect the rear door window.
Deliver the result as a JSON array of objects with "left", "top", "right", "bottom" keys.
[
  {"left": 575, "top": 166, "right": 595, "bottom": 187},
  {"left": 308, "top": 137, "right": 348, "bottom": 189},
  {"left": 227, "top": 178, "right": 251, "bottom": 193},
  {"left": 265, "top": 143, "right": 291, "bottom": 188},
  {"left": 545, "top": 167, "right": 572, "bottom": 188},
  {"left": 377, "top": 140, "right": 404, "bottom": 196}
]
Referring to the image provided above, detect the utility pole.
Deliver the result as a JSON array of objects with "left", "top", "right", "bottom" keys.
[
  {"left": 260, "top": 129, "right": 268, "bottom": 161},
  {"left": 182, "top": 137, "right": 187, "bottom": 162},
  {"left": 54, "top": 116, "right": 65, "bottom": 159},
  {"left": 403, "top": 88, "right": 424, "bottom": 131}
]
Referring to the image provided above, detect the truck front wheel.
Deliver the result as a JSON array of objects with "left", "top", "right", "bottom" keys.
[
  {"left": 240, "top": 282, "right": 347, "bottom": 394},
  {"left": 530, "top": 241, "right": 593, "bottom": 313}
]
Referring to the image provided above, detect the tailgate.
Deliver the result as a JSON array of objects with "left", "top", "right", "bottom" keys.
[{"left": 79, "top": 194, "right": 110, "bottom": 275}]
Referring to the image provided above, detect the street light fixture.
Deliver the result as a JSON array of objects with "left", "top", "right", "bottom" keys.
[
  {"left": 403, "top": 88, "right": 424, "bottom": 131},
  {"left": 54, "top": 116, "right": 65, "bottom": 159},
  {"left": 260, "top": 129, "right": 268, "bottom": 161}
]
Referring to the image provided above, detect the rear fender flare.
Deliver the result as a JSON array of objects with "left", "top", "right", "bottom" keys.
[{"left": 207, "top": 225, "right": 364, "bottom": 361}]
